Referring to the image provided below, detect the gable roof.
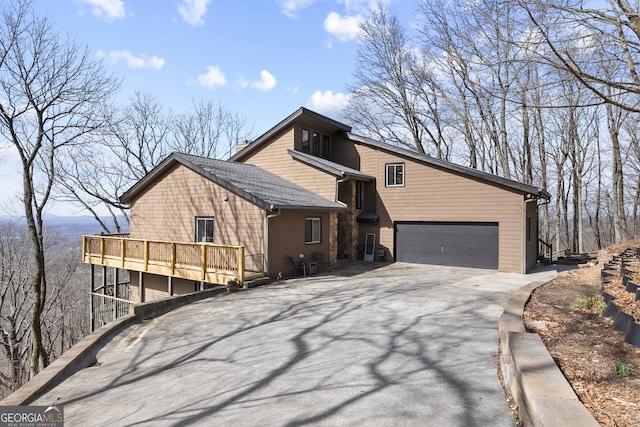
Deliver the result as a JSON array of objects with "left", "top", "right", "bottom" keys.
[
  {"left": 287, "top": 149, "right": 374, "bottom": 181},
  {"left": 232, "top": 106, "right": 549, "bottom": 200},
  {"left": 346, "top": 133, "right": 550, "bottom": 200},
  {"left": 120, "top": 152, "right": 346, "bottom": 211},
  {"left": 230, "top": 107, "right": 352, "bottom": 162}
]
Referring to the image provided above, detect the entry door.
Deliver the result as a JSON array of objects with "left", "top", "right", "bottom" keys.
[{"left": 196, "top": 217, "right": 215, "bottom": 243}]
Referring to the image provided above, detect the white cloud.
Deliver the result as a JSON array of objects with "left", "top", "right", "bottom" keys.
[
  {"left": 339, "top": 0, "right": 382, "bottom": 14},
  {"left": 237, "top": 76, "right": 250, "bottom": 88},
  {"left": 75, "top": 0, "right": 126, "bottom": 22},
  {"left": 98, "top": 50, "right": 165, "bottom": 69},
  {"left": 197, "top": 66, "right": 228, "bottom": 88},
  {"left": 279, "top": 0, "right": 317, "bottom": 18},
  {"left": 324, "top": 11, "right": 363, "bottom": 42},
  {"left": 178, "top": 0, "right": 211, "bottom": 26},
  {"left": 307, "top": 90, "right": 350, "bottom": 116},
  {"left": 251, "top": 70, "right": 277, "bottom": 92}
]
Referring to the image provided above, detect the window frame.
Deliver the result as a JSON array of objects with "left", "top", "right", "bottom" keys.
[
  {"left": 302, "top": 129, "right": 310, "bottom": 153},
  {"left": 385, "top": 163, "right": 405, "bottom": 187},
  {"left": 312, "top": 132, "right": 320, "bottom": 156},
  {"left": 304, "top": 217, "right": 322, "bottom": 244},
  {"left": 195, "top": 216, "right": 215, "bottom": 243},
  {"left": 321, "top": 134, "right": 330, "bottom": 158}
]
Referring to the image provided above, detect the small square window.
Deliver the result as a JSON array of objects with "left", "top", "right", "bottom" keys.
[
  {"left": 385, "top": 163, "right": 405, "bottom": 187},
  {"left": 305, "top": 217, "right": 321, "bottom": 244}
]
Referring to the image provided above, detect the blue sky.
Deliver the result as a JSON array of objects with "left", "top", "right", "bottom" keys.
[
  {"left": 1, "top": 0, "right": 413, "bottom": 216},
  {"left": 39, "top": 0, "right": 412, "bottom": 131}
]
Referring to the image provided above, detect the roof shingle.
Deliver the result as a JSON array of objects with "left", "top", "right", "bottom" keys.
[{"left": 120, "top": 152, "right": 346, "bottom": 211}]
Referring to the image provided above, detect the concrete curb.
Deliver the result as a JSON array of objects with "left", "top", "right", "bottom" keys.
[
  {"left": 1, "top": 315, "right": 137, "bottom": 406},
  {"left": 1, "top": 286, "right": 230, "bottom": 406},
  {"left": 498, "top": 280, "right": 600, "bottom": 427}
]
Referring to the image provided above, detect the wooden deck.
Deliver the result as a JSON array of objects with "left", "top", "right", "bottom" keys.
[{"left": 82, "top": 235, "right": 265, "bottom": 285}]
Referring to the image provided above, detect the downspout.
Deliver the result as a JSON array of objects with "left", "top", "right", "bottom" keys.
[{"left": 264, "top": 208, "right": 281, "bottom": 277}]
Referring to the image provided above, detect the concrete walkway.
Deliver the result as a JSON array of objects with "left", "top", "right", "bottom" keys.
[{"left": 33, "top": 263, "right": 556, "bottom": 426}]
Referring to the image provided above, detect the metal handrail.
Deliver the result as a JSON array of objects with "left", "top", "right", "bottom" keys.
[{"left": 538, "top": 238, "right": 553, "bottom": 262}]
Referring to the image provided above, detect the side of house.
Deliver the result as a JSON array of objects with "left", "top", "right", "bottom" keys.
[
  {"left": 346, "top": 135, "right": 536, "bottom": 273},
  {"left": 119, "top": 153, "right": 344, "bottom": 302},
  {"left": 232, "top": 108, "right": 549, "bottom": 274}
]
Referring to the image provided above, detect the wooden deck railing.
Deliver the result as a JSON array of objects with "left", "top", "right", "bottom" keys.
[{"left": 83, "top": 235, "right": 263, "bottom": 285}]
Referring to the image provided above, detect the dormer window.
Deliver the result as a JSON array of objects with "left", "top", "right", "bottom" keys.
[
  {"left": 322, "top": 135, "right": 330, "bottom": 158},
  {"left": 300, "top": 128, "right": 330, "bottom": 158},
  {"left": 312, "top": 132, "right": 320, "bottom": 155},
  {"left": 302, "top": 129, "right": 310, "bottom": 153}
]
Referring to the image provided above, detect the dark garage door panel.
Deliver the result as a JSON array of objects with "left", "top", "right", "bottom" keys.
[{"left": 395, "top": 222, "right": 499, "bottom": 269}]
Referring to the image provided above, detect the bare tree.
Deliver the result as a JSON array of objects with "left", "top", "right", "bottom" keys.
[
  {"left": 172, "top": 100, "right": 224, "bottom": 158},
  {"left": 56, "top": 93, "right": 171, "bottom": 233},
  {"left": 520, "top": 0, "right": 640, "bottom": 112},
  {"left": 345, "top": 2, "right": 435, "bottom": 155},
  {"left": 0, "top": 221, "right": 32, "bottom": 397},
  {"left": 40, "top": 231, "right": 85, "bottom": 360},
  {"left": 57, "top": 95, "right": 254, "bottom": 233},
  {"left": 0, "top": 0, "right": 118, "bottom": 376},
  {"left": 0, "top": 221, "right": 87, "bottom": 400},
  {"left": 171, "top": 100, "right": 254, "bottom": 159}
]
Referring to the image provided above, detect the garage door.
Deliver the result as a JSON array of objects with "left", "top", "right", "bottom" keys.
[{"left": 394, "top": 222, "right": 499, "bottom": 269}]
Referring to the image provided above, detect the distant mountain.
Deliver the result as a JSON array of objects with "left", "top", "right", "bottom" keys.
[{"left": 0, "top": 214, "right": 129, "bottom": 242}]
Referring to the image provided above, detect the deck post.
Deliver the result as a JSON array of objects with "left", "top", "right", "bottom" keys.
[
  {"left": 168, "top": 276, "right": 173, "bottom": 296},
  {"left": 120, "top": 238, "right": 126, "bottom": 268},
  {"left": 171, "top": 243, "right": 177, "bottom": 275},
  {"left": 143, "top": 240, "right": 149, "bottom": 270},
  {"left": 138, "top": 271, "right": 145, "bottom": 303},
  {"left": 102, "top": 266, "right": 107, "bottom": 294},
  {"left": 89, "top": 264, "right": 95, "bottom": 333},
  {"left": 201, "top": 244, "right": 206, "bottom": 281},
  {"left": 238, "top": 246, "right": 245, "bottom": 284},
  {"left": 113, "top": 267, "right": 119, "bottom": 299}
]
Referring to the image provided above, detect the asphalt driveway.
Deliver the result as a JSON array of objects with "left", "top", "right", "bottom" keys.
[{"left": 33, "top": 263, "right": 555, "bottom": 426}]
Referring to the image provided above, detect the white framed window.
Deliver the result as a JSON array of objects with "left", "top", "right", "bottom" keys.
[
  {"left": 305, "top": 217, "right": 321, "bottom": 244},
  {"left": 196, "top": 217, "right": 215, "bottom": 243},
  {"left": 385, "top": 163, "right": 405, "bottom": 187}
]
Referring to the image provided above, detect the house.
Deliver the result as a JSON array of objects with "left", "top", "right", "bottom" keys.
[
  {"left": 230, "top": 107, "right": 549, "bottom": 273},
  {"left": 83, "top": 107, "right": 550, "bottom": 305}
]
